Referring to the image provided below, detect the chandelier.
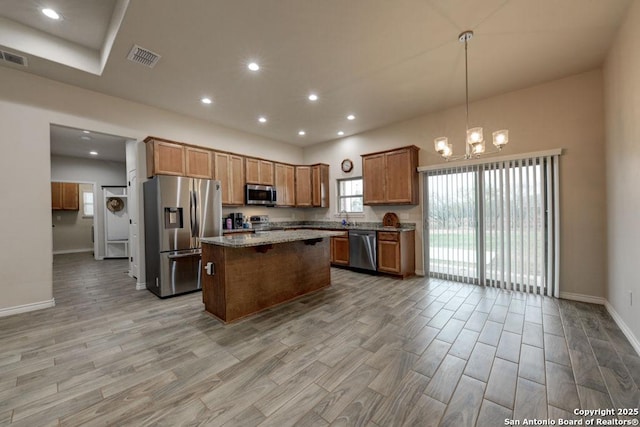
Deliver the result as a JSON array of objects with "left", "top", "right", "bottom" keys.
[{"left": 434, "top": 31, "right": 509, "bottom": 160}]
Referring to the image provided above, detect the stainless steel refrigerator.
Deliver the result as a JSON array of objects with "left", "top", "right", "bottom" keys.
[{"left": 143, "top": 175, "right": 222, "bottom": 298}]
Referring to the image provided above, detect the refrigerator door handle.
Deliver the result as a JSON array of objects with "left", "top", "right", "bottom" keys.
[
  {"left": 189, "top": 190, "right": 197, "bottom": 238},
  {"left": 193, "top": 190, "right": 200, "bottom": 237}
]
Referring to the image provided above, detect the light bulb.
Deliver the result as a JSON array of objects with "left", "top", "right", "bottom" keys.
[{"left": 467, "top": 127, "right": 484, "bottom": 145}]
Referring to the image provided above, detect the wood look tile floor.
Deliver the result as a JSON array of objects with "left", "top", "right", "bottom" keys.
[{"left": 0, "top": 253, "right": 638, "bottom": 426}]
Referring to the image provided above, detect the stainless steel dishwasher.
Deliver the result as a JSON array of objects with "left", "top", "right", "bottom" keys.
[{"left": 349, "top": 230, "right": 377, "bottom": 271}]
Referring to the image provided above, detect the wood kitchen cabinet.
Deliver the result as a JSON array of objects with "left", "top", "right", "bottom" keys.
[
  {"left": 51, "top": 182, "right": 79, "bottom": 210},
  {"left": 245, "top": 158, "right": 274, "bottom": 186},
  {"left": 295, "top": 166, "right": 312, "bottom": 207},
  {"left": 275, "top": 163, "right": 295, "bottom": 206},
  {"left": 362, "top": 145, "right": 419, "bottom": 205},
  {"left": 214, "top": 152, "right": 245, "bottom": 206},
  {"left": 185, "top": 146, "right": 212, "bottom": 179},
  {"left": 145, "top": 137, "right": 186, "bottom": 178},
  {"left": 377, "top": 230, "right": 415, "bottom": 278},
  {"left": 330, "top": 232, "right": 350, "bottom": 266},
  {"left": 311, "top": 164, "right": 330, "bottom": 208}
]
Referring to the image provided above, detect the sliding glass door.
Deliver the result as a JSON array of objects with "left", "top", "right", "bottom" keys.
[
  {"left": 427, "top": 166, "right": 479, "bottom": 283},
  {"left": 425, "top": 154, "right": 560, "bottom": 296}
]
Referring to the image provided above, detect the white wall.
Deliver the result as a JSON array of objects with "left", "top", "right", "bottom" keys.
[
  {"left": 305, "top": 69, "right": 607, "bottom": 299},
  {"left": 51, "top": 155, "right": 127, "bottom": 258},
  {"left": 0, "top": 65, "right": 303, "bottom": 313},
  {"left": 603, "top": 0, "right": 640, "bottom": 345}
]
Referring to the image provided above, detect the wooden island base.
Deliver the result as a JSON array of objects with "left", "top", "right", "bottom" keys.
[{"left": 201, "top": 238, "right": 331, "bottom": 323}]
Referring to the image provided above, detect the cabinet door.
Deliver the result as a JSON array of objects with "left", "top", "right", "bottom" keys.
[
  {"left": 150, "top": 140, "right": 185, "bottom": 177},
  {"left": 215, "top": 152, "right": 245, "bottom": 206},
  {"left": 185, "top": 147, "right": 212, "bottom": 179},
  {"left": 332, "top": 236, "right": 350, "bottom": 265},
  {"left": 312, "top": 164, "right": 329, "bottom": 208},
  {"left": 62, "top": 183, "right": 79, "bottom": 210},
  {"left": 259, "top": 160, "right": 274, "bottom": 186},
  {"left": 363, "top": 154, "right": 386, "bottom": 204},
  {"left": 295, "top": 166, "right": 312, "bottom": 207},
  {"left": 275, "top": 163, "right": 295, "bottom": 206},
  {"left": 51, "top": 182, "right": 63, "bottom": 210},
  {"left": 245, "top": 158, "right": 260, "bottom": 184},
  {"left": 286, "top": 165, "right": 295, "bottom": 206},
  {"left": 214, "top": 152, "right": 231, "bottom": 205},
  {"left": 229, "top": 154, "right": 245, "bottom": 205},
  {"left": 377, "top": 239, "right": 400, "bottom": 273},
  {"left": 385, "top": 148, "right": 418, "bottom": 204}
]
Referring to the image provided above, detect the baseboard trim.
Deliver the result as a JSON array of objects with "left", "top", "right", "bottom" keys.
[
  {"left": 604, "top": 301, "right": 640, "bottom": 356},
  {"left": 53, "top": 248, "right": 93, "bottom": 255},
  {"left": 560, "top": 292, "right": 640, "bottom": 356},
  {"left": 559, "top": 292, "right": 606, "bottom": 305},
  {"left": 0, "top": 299, "right": 55, "bottom": 317},
  {"left": 136, "top": 282, "right": 146, "bottom": 291}
]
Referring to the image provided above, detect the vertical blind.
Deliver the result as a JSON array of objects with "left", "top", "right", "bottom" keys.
[{"left": 423, "top": 152, "right": 560, "bottom": 297}]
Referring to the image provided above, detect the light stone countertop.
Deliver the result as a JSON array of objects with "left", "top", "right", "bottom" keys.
[{"left": 201, "top": 230, "right": 344, "bottom": 248}]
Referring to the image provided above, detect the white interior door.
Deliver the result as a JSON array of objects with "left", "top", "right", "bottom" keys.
[{"left": 128, "top": 170, "right": 139, "bottom": 279}]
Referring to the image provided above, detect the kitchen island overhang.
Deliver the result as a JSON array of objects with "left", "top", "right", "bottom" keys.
[{"left": 200, "top": 230, "right": 344, "bottom": 323}]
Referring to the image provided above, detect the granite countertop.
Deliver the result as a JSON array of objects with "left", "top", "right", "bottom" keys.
[
  {"left": 201, "top": 230, "right": 344, "bottom": 248},
  {"left": 270, "top": 221, "right": 416, "bottom": 232}
]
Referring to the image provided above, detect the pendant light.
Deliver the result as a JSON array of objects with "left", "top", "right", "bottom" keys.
[{"left": 434, "top": 31, "right": 509, "bottom": 160}]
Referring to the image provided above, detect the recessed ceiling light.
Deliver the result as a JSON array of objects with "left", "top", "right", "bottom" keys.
[
  {"left": 201, "top": 97, "right": 212, "bottom": 104},
  {"left": 298, "top": 130, "right": 306, "bottom": 136},
  {"left": 347, "top": 114, "right": 356, "bottom": 120},
  {"left": 248, "top": 62, "right": 260, "bottom": 71},
  {"left": 42, "top": 8, "right": 60, "bottom": 20},
  {"left": 337, "top": 131, "right": 345, "bottom": 136},
  {"left": 308, "top": 93, "right": 318, "bottom": 102},
  {"left": 89, "top": 151, "right": 98, "bottom": 156},
  {"left": 80, "top": 136, "right": 91, "bottom": 141},
  {"left": 83, "top": 130, "right": 90, "bottom": 134},
  {"left": 258, "top": 116, "right": 267, "bottom": 123}
]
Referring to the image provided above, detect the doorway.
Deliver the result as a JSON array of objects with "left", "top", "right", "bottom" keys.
[{"left": 50, "top": 124, "right": 137, "bottom": 277}]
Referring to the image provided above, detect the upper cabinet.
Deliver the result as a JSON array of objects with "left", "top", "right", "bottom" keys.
[
  {"left": 311, "top": 164, "right": 330, "bottom": 208},
  {"left": 145, "top": 137, "right": 185, "bottom": 178},
  {"left": 185, "top": 146, "right": 213, "bottom": 179},
  {"left": 245, "top": 158, "right": 274, "bottom": 186},
  {"left": 295, "top": 164, "right": 330, "bottom": 208},
  {"left": 295, "top": 166, "right": 312, "bottom": 207},
  {"left": 275, "top": 163, "right": 295, "bottom": 207},
  {"left": 144, "top": 136, "right": 329, "bottom": 208},
  {"left": 362, "top": 145, "right": 419, "bottom": 205},
  {"left": 51, "top": 182, "right": 79, "bottom": 210},
  {"left": 214, "top": 152, "right": 245, "bottom": 206}
]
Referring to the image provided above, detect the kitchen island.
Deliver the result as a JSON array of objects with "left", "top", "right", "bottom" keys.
[{"left": 200, "top": 230, "right": 343, "bottom": 323}]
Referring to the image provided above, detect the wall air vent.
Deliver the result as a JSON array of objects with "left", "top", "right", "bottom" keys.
[
  {"left": 0, "top": 50, "right": 27, "bottom": 67},
  {"left": 127, "top": 44, "right": 161, "bottom": 68}
]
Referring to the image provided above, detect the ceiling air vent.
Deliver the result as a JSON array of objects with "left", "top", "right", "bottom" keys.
[
  {"left": 127, "top": 44, "right": 161, "bottom": 68},
  {"left": 0, "top": 50, "right": 27, "bottom": 67}
]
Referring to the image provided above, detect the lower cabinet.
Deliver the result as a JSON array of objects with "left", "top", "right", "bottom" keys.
[
  {"left": 330, "top": 232, "right": 349, "bottom": 266},
  {"left": 377, "top": 230, "right": 415, "bottom": 278}
]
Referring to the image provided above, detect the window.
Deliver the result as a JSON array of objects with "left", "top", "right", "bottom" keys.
[
  {"left": 337, "top": 177, "right": 363, "bottom": 213},
  {"left": 82, "top": 191, "right": 94, "bottom": 217},
  {"left": 425, "top": 152, "right": 560, "bottom": 297}
]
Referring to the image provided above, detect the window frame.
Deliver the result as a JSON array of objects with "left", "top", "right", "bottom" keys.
[
  {"left": 336, "top": 177, "right": 364, "bottom": 214},
  {"left": 82, "top": 190, "right": 94, "bottom": 218}
]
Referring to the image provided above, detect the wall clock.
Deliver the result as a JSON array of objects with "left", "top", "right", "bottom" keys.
[{"left": 341, "top": 158, "right": 353, "bottom": 173}]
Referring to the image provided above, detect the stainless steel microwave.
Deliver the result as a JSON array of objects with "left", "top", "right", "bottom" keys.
[{"left": 246, "top": 184, "right": 277, "bottom": 206}]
